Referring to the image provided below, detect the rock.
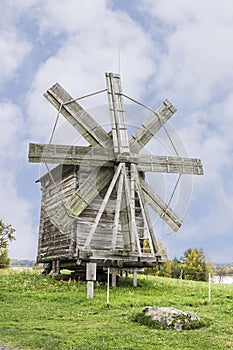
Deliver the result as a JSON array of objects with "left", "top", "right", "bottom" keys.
[{"left": 142, "top": 306, "right": 200, "bottom": 331}]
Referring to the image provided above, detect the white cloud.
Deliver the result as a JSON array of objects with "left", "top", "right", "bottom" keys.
[
  {"left": 26, "top": 1, "right": 156, "bottom": 141},
  {"left": 0, "top": 30, "right": 32, "bottom": 87},
  {"left": 0, "top": 171, "right": 37, "bottom": 260},
  {"left": 0, "top": 101, "right": 37, "bottom": 259},
  {"left": 37, "top": 0, "right": 109, "bottom": 36},
  {"left": 138, "top": 0, "right": 233, "bottom": 108}
]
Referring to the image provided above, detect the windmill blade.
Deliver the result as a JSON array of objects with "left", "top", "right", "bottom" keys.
[
  {"left": 140, "top": 177, "right": 182, "bottom": 232},
  {"left": 136, "top": 154, "right": 204, "bottom": 175},
  {"left": 106, "top": 72, "right": 130, "bottom": 154},
  {"left": 28, "top": 143, "right": 115, "bottom": 167},
  {"left": 50, "top": 167, "right": 114, "bottom": 232},
  {"left": 44, "top": 83, "right": 112, "bottom": 148},
  {"left": 129, "top": 99, "right": 176, "bottom": 153}
]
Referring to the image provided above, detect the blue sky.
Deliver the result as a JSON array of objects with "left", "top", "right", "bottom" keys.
[{"left": 1, "top": 0, "right": 233, "bottom": 263}]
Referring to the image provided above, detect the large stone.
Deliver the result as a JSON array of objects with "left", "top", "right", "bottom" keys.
[{"left": 142, "top": 306, "right": 200, "bottom": 331}]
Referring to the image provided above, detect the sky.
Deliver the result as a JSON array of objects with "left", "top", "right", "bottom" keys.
[{"left": 0, "top": 0, "right": 233, "bottom": 263}]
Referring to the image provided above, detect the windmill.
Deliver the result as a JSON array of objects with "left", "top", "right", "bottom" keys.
[{"left": 29, "top": 72, "right": 203, "bottom": 282}]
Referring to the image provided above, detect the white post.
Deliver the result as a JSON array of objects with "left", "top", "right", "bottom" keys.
[
  {"left": 112, "top": 270, "right": 117, "bottom": 288},
  {"left": 208, "top": 273, "right": 211, "bottom": 303},
  {"left": 133, "top": 270, "right": 137, "bottom": 287},
  {"left": 107, "top": 268, "right": 110, "bottom": 305},
  {"left": 87, "top": 281, "right": 94, "bottom": 298},
  {"left": 86, "top": 263, "right": 97, "bottom": 299}
]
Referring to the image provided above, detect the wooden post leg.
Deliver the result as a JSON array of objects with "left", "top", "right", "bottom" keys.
[
  {"left": 87, "top": 281, "right": 94, "bottom": 298},
  {"left": 52, "top": 260, "right": 56, "bottom": 274},
  {"left": 133, "top": 270, "right": 137, "bottom": 287},
  {"left": 56, "top": 260, "right": 60, "bottom": 274},
  {"left": 86, "top": 263, "right": 97, "bottom": 298},
  {"left": 112, "top": 270, "right": 117, "bottom": 288}
]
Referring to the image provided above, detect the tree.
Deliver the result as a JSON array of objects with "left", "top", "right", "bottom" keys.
[
  {"left": 0, "top": 248, "right": 10, "bottom": 268},
  {"left": 150, "top": 240, "right": 171, "bottom": 277},
  {"left": 171, "top": 257, "right": 182, "bottom": 279},
  {"left": 0, "top": 220, "right": 15, "bottom": 249},
  {"left": 181, "top": 248, "right": 215, "bottom": 282},
  {"left": 156, "top": 242, "right": 171, "bottom": 278},
  {"left": 0, "top": 220, "right": 15, "bottom": 269},
  {"left": 158, "top": 256, "right": 171, "bottom": 278}
]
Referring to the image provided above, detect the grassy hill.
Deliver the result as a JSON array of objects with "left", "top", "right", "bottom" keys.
[{"left": 0, "top": 270, "right": 232, "bottom": 350}]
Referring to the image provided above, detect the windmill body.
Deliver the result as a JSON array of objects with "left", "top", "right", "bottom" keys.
[{"left": 29, "top": 73, "right": 203, "bottom": 275}]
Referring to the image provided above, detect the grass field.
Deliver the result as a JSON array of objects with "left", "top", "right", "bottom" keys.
[{"left": 0, "top": 270, "right": 232, "bottom": 350}]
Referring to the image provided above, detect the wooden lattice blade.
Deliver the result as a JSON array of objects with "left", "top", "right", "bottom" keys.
[
  {"left": 29, "top": 143, "right": 203, "bottom": 176},
  {"left": 106, "top": 73, "right": 130, "bottom": 154},
  {"left": 136, "top": 155, "right": 204, "bottom": 175},
  {"left": 50, "top": 167, "right": 113, "bottom": 232},
  {"left": 129, "top": 99, "right": 176, "bottom": 153},
  {"left": 140, "top": 177, "right": 182, "bottom": 232},
  {"left": 44, "top": 83, "right": 112, "bottom": 148},
  {"left": 28, "top": 143, "right": 115, "bottom": 166}
]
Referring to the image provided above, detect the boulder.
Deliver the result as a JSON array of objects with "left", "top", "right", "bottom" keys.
[{"left": 142, "top": 306, "right": 201, "bottom": 331}]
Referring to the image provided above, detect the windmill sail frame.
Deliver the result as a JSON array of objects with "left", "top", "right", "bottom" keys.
[{"left": 29, "top": 72, "right": 203, "bottom": 273}]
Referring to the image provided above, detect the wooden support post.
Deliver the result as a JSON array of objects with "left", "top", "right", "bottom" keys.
[
  {"left": 112, "top": 270, "right": 117, "bottom": 288},
  {"left": 56, "top": 260, "right": 60, "bottom": 274},
  {"left": 87, "top": 281, "right": 94, "bottom": 298},
  {"left": 52, "top": 260, "right": 56, "bottom": 274},
  {"left": 133, "top": 270, "right": 137, "bottom": 287},
  {"left": 86, "top": 263, "right": 97, "bottom": 299}
]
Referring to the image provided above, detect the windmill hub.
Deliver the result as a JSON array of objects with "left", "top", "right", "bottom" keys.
[{"left": 28, "top": 72, "right": 203, "bottom": 275}]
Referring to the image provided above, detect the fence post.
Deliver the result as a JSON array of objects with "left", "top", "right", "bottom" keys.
[
  {"left": 208, "top": 273, "right": 211, "bottom": 302},
  {"left": 107, "top": 268, "right": 110, "bottom": 305}
]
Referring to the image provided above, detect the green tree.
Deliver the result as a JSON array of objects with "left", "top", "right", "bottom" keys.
[
  {"left": 0, "top": 220, "right": 15, "bottom": 269},
  {"left": 182, "top": 248, "right": 203, "bottom": 281},
  {"left": 171, "top": 257, "right": 182, "bottom": 279},
  {"left": 153, "top": 240, "right": 171, "bottom": 278},
  {"left": 0, "top": 248, "right": 10, "bottom": 268},
  {"left": 0, "top": 220, "right": 15, "bottom": 249},
  {"left": 144, "top": 239, "right": 171, "bottom": 277},
  {"left": 158, "top": 256, "right": 171, "bottom": 278},
  {"left": 182, "top": 248, "right": 214, "bottom": 282}
]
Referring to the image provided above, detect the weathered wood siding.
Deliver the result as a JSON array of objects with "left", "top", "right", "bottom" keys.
[
  {"left": 37, "top": 165, "right": 77, "bottom": 261},
  {"left": 37, "top": 164, "right": 144, "bottom": 262}
]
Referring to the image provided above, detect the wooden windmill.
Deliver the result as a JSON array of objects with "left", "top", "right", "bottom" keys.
[{"left": 29, "top": 72, "right": 203, "bottom": 280}]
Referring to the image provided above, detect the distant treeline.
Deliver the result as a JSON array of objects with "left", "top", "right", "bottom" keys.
[
  {"left": 215, "top": 263, "right": 233, "bottom": 276},
  {"left": 10, "top": 259, "right": 35, "bottom": 267}
]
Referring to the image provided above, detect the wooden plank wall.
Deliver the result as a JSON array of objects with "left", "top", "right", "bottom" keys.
[
  {"left": 37, "top": 164, "right": 145, "bottom": 262},
  {"left": 37, "top": 165, "right": 77, "bottom": 261}
]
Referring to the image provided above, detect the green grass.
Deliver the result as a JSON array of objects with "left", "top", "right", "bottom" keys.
[{"left": 0, "top": 270, "right": 233, "bottom": 349}]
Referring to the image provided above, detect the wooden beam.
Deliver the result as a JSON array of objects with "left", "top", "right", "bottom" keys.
[
  {"left": 28, "top": 143, "right": 115, "bottom": 166},
  {"left": 44, "top": 83, "right": 112, "bottom": 148},
  {"left": 29, "top": 143, "right": 204, "bottom": 176},
  {"left": 106, "top": 73, "right": 130, "bottom": 154},
  {"left": 84, "top": 163, "right": 123, "bottom": 249},
  {"left": 129, "top": 99, "right": 176, "bottom": 153},
  {"left": 123, "top": 167, "right": 141, "bottom": 254},
  {"left": 132, "top": 164, "right": 157, "bottom": 254},
  {"left": 112, "top": 170, "right": 124, "bottom": 250},
  {"left": 140, "top": 177, "right": 182, "bottom": 232},
  {"left": 136, "top": 154, "right": 204, "bottom": 175}
]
